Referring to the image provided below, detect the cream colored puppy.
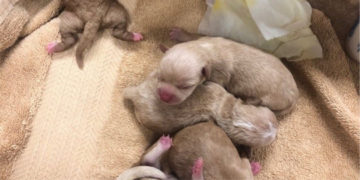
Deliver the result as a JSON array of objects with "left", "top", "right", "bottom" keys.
[
  {"left": 123, "top": 71, "right": 278, "bottom": 147},
  {"left": 157, "top": 34, "right": 299, "bottom": 115}
]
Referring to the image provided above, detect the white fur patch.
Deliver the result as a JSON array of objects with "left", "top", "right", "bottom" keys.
[
  {"left": 262, "top": 121, "right": 277, "bottom": 141},
  {"left": 233, "top": 121, "right": 255, "bottom": 130}
]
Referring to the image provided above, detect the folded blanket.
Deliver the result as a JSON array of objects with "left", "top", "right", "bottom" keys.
[
  {"left": 0, "top": 18, "right": 59, "bottom": 180},
  {"left": 0, "top": 0, "right": 61, "bottom": 52},
  {"left": 308, "top": 0, "right": 359, "bottom": 48},
  {"left": 0, "top": 0, "right": 358, "bottom": 179},
  {"left": 0, "top": 0, "right": 60, "bottom": 179}
]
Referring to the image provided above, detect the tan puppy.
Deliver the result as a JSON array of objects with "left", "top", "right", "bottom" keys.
[
  {"left": 146, "top": 122, "right": 254, "bottom": 180},
  {"left": 46, "top": 0, "right": 143, "bottom": 68},
  {"left": 157, "top": 29, "right": 298, "bottom": 115},
  {"left": 117, "top": 122, "right": 253, "bottom": 180},
  {"left": 123, "top": 71, "right": 278, "bottom": 147}
]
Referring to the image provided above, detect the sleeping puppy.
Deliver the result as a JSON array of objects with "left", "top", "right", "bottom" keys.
[
  {"left": 157, "top": 29, "right": 298, "bottom": 115},
  {"left": 123, "top": 71, "right": 278, "bottom": 147},
  {"left": 117, "top": 122, "right": 254, "bottom": 180},
  {"left": 143, "top": 122, "right": 254, "bottom": 180},
  {"left": 46, "top": 0, "right": 143, "bottom": 68}
]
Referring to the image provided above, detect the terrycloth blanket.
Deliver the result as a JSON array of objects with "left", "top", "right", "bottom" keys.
[
  {"left": 0, "top": 0, "right": 358, "bottom": 179},
  {"left": 0, "top": 0, "right": 60, "bottom": 179},
  {"left": 0, "top": 0, "right": 61, "bottom": 52}
]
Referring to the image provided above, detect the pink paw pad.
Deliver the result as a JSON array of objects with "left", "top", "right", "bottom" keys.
[
  {"left": 132, "top": 32, "right": 143, "bottom": 41},
  {"left": 250, "top": 162, "right": 261, "bottom": 175},
  {"left": 192, "top": 157, "right": 204, "bottom": 178},
  {"left": 159, "top": 135, "right": 172, "bottom": 150},
  {"left": 46, "top": 42, "right": 57, "bottom": 54}
]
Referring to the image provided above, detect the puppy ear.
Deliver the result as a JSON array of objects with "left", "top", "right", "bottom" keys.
[
  {"left": 201, "top": 65, "right": 211, "bottom": 79},
  {"left": 159, "top": 44, "right": 169, "bottom": 53}
]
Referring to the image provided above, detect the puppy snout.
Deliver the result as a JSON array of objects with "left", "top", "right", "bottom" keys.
[
  {"left": 158, "top": 88, "right": 174, "bottom": 103},
  {"left": 261, "top": 122, "right": 277, "bottom": 146}
]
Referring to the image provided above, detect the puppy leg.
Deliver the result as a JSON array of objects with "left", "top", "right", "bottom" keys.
[
  {"left": 47, "top": 33, "right": 78, "bottom": 54},
  {"left": 191, "top": 158, "right": 204, "bottom": 180},
  {"left": 141, "top": 135, "right": 172, "bottom": 169},
  {"left": 47, "top": 11, "right": 84, "bottom": 54},
  {"left": 103, "top": 1, "right": 143, "bottom": 42},
  {"left": 169, "top": 27, "right": 202, "bottom": 42},
  {"left": 261, "top": 94, "right": 294, "bottom": 115},
  {"left": 112, "top": 22, "right": 143, "bottom": 42},
  {"left": 244, "top": 97, "right": 262, "bottom": 106}
]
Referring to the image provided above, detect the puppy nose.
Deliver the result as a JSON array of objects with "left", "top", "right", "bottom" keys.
[{"left": 158, "top": 88, "right": 174, "bottom": 103}]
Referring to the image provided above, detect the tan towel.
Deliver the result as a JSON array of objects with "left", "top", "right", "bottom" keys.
[
  {"left": 0, "top": 18, "right": 59, "bottom": 180},
  {"left": 308, "top": 0, "right": 359, "bottom": 48},
  {"left": 0, "top": 1, "right": 61, "bottom": 179},
  {"left": 0, "top": 0, "right": 358, "bottom": 179},
  {"left": 0, "top": 0, "right": 20, "bottom": 24},
  {"left": 0, "top": 0, "right": 61, "bottom": 52}
]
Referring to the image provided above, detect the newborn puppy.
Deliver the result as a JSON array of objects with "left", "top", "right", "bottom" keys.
[
  {"left": 158, "top": 29, "right": 298, "bottom": 115},
  {"left": 46, "top": 0, "right": 143, "bottom": 68},
  {"left": 117, "top": 122, "right": 253, "bottom": 180},
  {"left": 165, "top": 122, "right": 254, "bottom": 180},
  {"left": 123, "top": 71, "right": 277, "bottom": 147}
]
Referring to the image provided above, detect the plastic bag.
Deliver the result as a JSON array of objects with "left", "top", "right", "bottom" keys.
[{"left": 198, "top": 0, "right": 323, "bottom": 61}]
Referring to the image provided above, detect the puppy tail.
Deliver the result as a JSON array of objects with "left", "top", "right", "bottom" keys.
[
  {"left": 116, "top": 166, "right": 166, "bottom": 180},
  {"left": 75, "top": 20, "right": 101, "bottom": 68}
]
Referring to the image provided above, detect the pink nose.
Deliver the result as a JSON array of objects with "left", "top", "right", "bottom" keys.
[{"left": 158, "top": 88, "right": 174, "bottom": 103}]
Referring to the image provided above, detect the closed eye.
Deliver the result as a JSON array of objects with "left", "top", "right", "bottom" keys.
[{"left": 177, "top": 84, "right": 194, "bottom": 89}]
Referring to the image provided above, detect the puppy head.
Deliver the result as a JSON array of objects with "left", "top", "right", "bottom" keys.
[
  {"left": 232, "top": 105, "right": 278, "bottom": 147},
  {"left": 157, "top": 47, "right": 210, "bottom": 105},
  {"left": 252, "top": 107, "right": 278, "bottom": 146}
]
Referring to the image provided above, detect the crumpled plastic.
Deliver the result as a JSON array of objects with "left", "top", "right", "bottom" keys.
[{"left": 198, "top": 0, "right": 323, "bottom": 61}]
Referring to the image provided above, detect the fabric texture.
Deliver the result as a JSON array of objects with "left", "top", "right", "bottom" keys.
[
  {"left": 0, "top": 0, "right": 61, "bottom": 179},
  {"left": 0, "top": 18, "right": 59, "bottom": 180},
  {"left": 307, "top": 0, "right": 359, "bottom": 48},
  {"left": 0, "top": 0, "right": 61, "bottom": 52},
  {"left": 0, "top": 0, "right": 358, "bottom": 179},
  {"left": 0, "top": 0, "right": 20, "bottom": 25}
]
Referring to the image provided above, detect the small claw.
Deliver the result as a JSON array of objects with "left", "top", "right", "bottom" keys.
[
  {"left": 46, "top": 42, "right": 57, "bottom": 54},
  {"left": 132, "top": 32, "right": 143, "bottom": 41}
]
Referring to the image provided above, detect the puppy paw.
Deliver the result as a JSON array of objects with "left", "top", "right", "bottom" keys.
[
  {"left": 159, "top": 44, "right": 169, "bottom": 53},
  {"left": 250, "top": 161, "right": 261, "bottom": 175},
  {"left": 132, "top": 32, "right": 143, "bottom": 41},
  {"left": 46, "top": 42, "right": 57, "bottom": 54},
  {"left": 159, "top": 135, "right": 172, "bottom": 150},
  {"left": 169, "top": 27, "right": 184, "bottom": 41},
  {"left": 192, "top": 157, "right": 204, "bottom": 180}
]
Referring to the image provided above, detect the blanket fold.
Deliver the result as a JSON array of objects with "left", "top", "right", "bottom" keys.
[{"left": 0, "top": 0, "right": 61, "bottom": 52}]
